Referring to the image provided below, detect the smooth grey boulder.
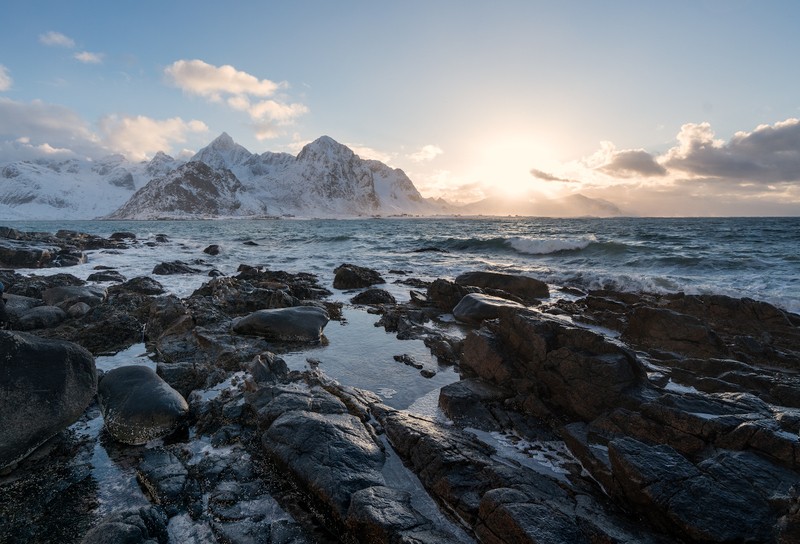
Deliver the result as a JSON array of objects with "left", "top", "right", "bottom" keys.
[
  {"left": 42, "top": 285, "right": 107, "bottom": 308},
  {"left": 17, "top": 305, "right": 67, "bottom": 330},
  {"left": 98, "top": 365, "right": 189, "bottom": 445},
  {"left": 452, "top": 293, "right": 525, "bottom": 324},
  {"left": 455, "top": 270, "right": 550, "bottom": 300},
  {"left": 0, "top": 330, "right": 97, "bottom": 471},
  {"left": 232, "top": 306, "right": 329, "bottom": 343}
]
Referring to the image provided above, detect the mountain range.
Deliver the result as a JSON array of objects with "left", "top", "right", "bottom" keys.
[{"left": 0, "top": 133, "right": 622, "bottom": 219}]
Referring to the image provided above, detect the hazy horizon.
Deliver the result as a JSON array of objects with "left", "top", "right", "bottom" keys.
[{"left": 1, "top": 1, "right": 799, "bottom": 217}]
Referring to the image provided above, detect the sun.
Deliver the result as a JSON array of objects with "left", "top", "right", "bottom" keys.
[{"left": 470, "top": 134, "right": 568, "bottom": 200}]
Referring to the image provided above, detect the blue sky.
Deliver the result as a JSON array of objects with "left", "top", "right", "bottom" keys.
[{"left": 1, "top": 1, "right": 799, "bottom": 215}]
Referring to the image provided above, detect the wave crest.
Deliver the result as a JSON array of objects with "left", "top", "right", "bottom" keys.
[{"left": 506, "top": 235, "right": 597, "bottom": 255}]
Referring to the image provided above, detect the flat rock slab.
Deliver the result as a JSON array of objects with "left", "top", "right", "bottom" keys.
[
  {"left": 0, "top": 331, "right": 97, "bottom": 471},
  {"left": 233, "top": 306, "right": 329, "bottom": 343},
  {"left": 456, "top": 271, "right": 549, "bottom": 300},
  {"left": 98, "top": 365, "right": 189, "bottom": 445},
  {"left": 453, "top": 293, "right": 525, "bottom": 324}
]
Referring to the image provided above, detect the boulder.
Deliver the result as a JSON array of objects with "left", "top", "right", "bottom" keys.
[
  {"left": 152, "top": 261, "right": 201, "bottom": 275},
  {"left": 233, "top": 306, "right": 329, "bottom": 343},
  {"left": 0, "top": 239, "right": 55, "bottom": 268},
  {"left": 455, "top": 270, "right": 550, "bottom": 300},
  {"left": 98, "top": 365, "right": 189, "bottom": 445},
  {"left": 119, "top": 276, "right": 166, "bottom": 295},
  {"left": 87, "top": 270, "right": 127, "bottom": 283},
  {"left": 42, "top": 285, "right": 107, "bottom": 308},
  {"left": 453, "top": 293, "right": 525, "bottom": 324},
  {"left": 66, "top": 301, "right": 92, "bottom": 318},
  {"left": 17, "top": 305, "right": 67, "bottom": 330},
  {"left": 81, "top": 506, "right": 168, "bottom": 544},
  {"left": 109, "top": 231, "right": 137, "bottom": 241},
  {"left": 351, "top": 288, "right": 396, "bottom": 305},
  {"left": 427, "top": 279, "right": 480, "bottom": 312},
  {"left": 333, "top": 263, "right": 384, "bottom": 289},
  {"left": 203, "top": 244, "right": 221, "bottom": 256},
  {"left": 0, "top": 331, "right": 97, "bottom": 470}
]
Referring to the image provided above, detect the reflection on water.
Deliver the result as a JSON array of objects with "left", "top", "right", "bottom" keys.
[{"left": 279, "top": 306, "right": 461, "bottom": 410}]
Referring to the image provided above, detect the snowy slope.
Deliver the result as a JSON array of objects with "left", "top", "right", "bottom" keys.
[
  {"left": 110, "top": 134, "right": 447, "bottom": 219},
  {"left": 0, "top": 153, "right": 183, "bottom": 220},
  {"left": 0, "top": 134, "right": 446, "bottom": 220}
]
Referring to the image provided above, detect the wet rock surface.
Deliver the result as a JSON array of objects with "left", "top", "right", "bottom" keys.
[{"left": 2, "top": 226, "right": 800, "bottom": 543}]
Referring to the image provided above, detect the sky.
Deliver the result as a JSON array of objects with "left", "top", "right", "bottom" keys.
[{"left": 1, "top": 0, "right": 799, "bottom": 216}]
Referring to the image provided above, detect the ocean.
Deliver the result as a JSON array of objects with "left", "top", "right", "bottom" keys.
[{"left": 6, "top": 216, "right": 799, "bottom": 313}]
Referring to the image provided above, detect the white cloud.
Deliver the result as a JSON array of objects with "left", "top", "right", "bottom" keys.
[
  {"left": 39, "top": 31, "right": 75, "bottom": 48},
  {"left": 408, "top": 144, "right": 443, "bottom": 163},
  {"left": 0, "top": 65, "right": 11, "bottom": 91},
  {"left": 164, "top": 59, "right": 307, "bottom": 139},
  {"left": 663, "top": 119, "right": 800, "bottom": 183},
  {"left": 98, "top": 115, "right": 208, "bottom": 161},
  {"left": 165, "top": 59, "right": 282, "bottom": 100},
  {"left": 345, "top": 143, "right": 395, "bottom": 164},
  {"left": 0, "top": 97, "right": 102, "bottom": 160},
  {"left": 74, "top": 51, "right": 104, "bottom": 64},
  {"left": 584, "top": 141, "right": 667, "bottom": 178}
]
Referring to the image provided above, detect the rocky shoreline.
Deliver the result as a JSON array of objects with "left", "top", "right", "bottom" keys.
[{"left": 1, "top": 227, "right": 800, "bottom": 543}]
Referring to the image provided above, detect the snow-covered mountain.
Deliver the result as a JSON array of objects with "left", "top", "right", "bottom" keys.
[
  {"left": 109, "top": 134, "right": 441, "bottom": 219},
  {"left": 0, "top": 153, "right": 182, "bottom": 220}
]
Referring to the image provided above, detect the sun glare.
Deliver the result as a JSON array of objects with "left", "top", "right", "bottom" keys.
[{"left": 472, "top": 134, "right": 567, "bottom": 200}]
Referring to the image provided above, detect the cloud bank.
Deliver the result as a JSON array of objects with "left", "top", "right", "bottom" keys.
[
  {"left": 528, "top": 118, "right": 800, "bottom": 216},
  {"left": 0, "top": 97, "right": 207, "bottom": 162},
  {"left": 165, "top": 59, "right": 307, "bottom": 139}
]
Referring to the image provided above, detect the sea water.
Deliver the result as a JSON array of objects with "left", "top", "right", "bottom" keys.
[{"left": 6, "top": 216, "right": 799, "bottom": 312}]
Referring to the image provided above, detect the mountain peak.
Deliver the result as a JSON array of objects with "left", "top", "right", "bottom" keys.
[
  {"left": 192, "top": 132, "right": 252, "bottom": 169},
  {"left": 297, "top": 135, "right": 354, "bottom": 162},
  {"left": 209, "top": 132, "right": 236, "bottom": 149}
]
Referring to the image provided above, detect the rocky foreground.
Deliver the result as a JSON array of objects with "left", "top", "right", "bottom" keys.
[{"left": 1, "top": 228, "right": 800, "bottom": 543}]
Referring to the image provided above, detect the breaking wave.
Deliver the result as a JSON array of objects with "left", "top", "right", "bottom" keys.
[{"left": 506, "top": 235, "right": 597, "bottom": 255}]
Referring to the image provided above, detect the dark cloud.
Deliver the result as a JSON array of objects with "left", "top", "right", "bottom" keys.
[
  {"left": 530, "top": 168, "right": 579, "bottom": 183},
  {"left": 598, "top": 149, "right": 667, "bottom": 177},
  {"left": 664, "top": 119, "right": 800, "bottom": 183}
]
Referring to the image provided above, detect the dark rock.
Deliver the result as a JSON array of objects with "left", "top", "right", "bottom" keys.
[
  {"left": 624, "top": 306, "right": 727, "bottom": 358},
  {"left": 233, "top": 306, "right": 329, "bottom": 343},
  {"left": 156, "top": 361, "right": 207, "bottom": 399},
  {"left": 81, "top": 506, "right": 168, "bottom": 544},
  {"left": 248, "top": 352, "right": 289, "bottom": 383},
  {"left": 243, "top": 240, "right": 259, "bottom": 246},
  {"left": 0, "top": 239, "right": 55, "bottom": 268},
  {"left": 262, "top": 409, "right": 385, "bottom": 521},
  {"left": 333, "top": 263, "right": 385, "bottom": 289},
  {"left": 152, "top": 260, "right": 201, "bottom": 275},
  {"left": 203, "top": 244, "right": 221, "bottom": 255},
  {"left": 439, "top": 378, "right": 511, "bottom": 430},
  {"left": 0, "top": 331, "right": 96, "bottom": 470},
  {"left": 87, "top": 270, "right": 127, "bottom": 283},
  {"left": 136, "top": 447, "right": 194, "bottom": 517},
  {"left": 346, "top": 485, "right": 461, "bottom": 543},
  {"left": 426, "top": 278, "right": 479, "bottom": 312},
  {"left": 109, "top": 231, "right": 137, "bottom": 241},
  {"left": 456, "top": 270, "right": 550, "bottom": 300},
  {"left": 42, "top": 285, "right": 107, "bottom": 308},
  {"left": 17, "top": 305, "right": 67, "bottom": 330},
  {"left": 350, "top": 288, "right": 396, "bottom": 305},
  {"left": 98, "top": 365, "right": 189, "bottom": 445},
  {"left": 66, "top": 301, "right": 92, "bottom": 318},
  {"left": 118, "top": 276, "right": 165, "bottom": 295},
  {"left": 609, "top": 436, "right": 796, "bottom": 542},
  {"left": 452, "top": 293, "right": 525, "bottom": 324}
]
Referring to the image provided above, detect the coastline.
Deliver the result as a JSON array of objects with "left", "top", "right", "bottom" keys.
[{"left": 1, "top": 225, "right": 799, "bottom": 543}]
